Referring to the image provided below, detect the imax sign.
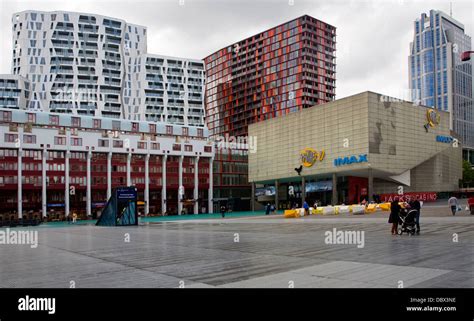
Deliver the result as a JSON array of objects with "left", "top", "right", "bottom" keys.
[
  {"left": 334, "top": 154, "right": 368, "bottom": 167},
  {"left": 436, "top": 135, "right": 454, "bottom": 143}
]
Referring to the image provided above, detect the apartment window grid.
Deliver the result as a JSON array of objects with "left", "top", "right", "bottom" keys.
[{"left": 204, "top": 15, "right": 336, "bottom": 138}]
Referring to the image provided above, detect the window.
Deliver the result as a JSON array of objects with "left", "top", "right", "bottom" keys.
[
  {"left": 204, "top": 146, "right": 212, "bottom": 153},
  {"left": 27, "top": 113, "right": 36, "bottom": 123},
  {"left": 54, "top": 136, "right": 66, "bottom": 145},
  {"left": 137, "top": 142, "right": 147, "bottom": 149},
  {"left": 2, "top": 111, "right": 12, "bottom": 122},
  {"left": 113, "top": 140, "right": 123, "bottom": 148},
  {"left": 71, "top": 137, "right": 82, "bottom": 146},
  {"left": 93, "top": 119, "right": 101, "bottom": 129},
  {"left": 131, "top": 122, "right": 139, "bottom": 132},
  {"left": 23, "top": 134, "right": 36, "bottom": 144},
  {"left": 71, "top": 117, "right": 81, "bottom": 127},
  {"left": 197, "top": 128, "right": 203, "bottom": 137},
  {"left": 112, "top": 120, "right": 121, "bottom": 130},
  {"left": 149, "top": 124, "right": 156, "bottom": 133},
  {"left": 184, "top": 145, "right": 193, "bottom": 152},
  {"left": 182, "top": 127, "right": 189, "bottom": 136},
  {"left": 98, "top": 139, "right": 109, "bottom": 147},
  {"left": 151, "top": 143, "right": 160, "bottom": 150},
  {"left": 50, "top": 115, "right": 59, "bottom": 125},
  {"left": 4, "top": 133, "right": 18, "bottom": 143},
  {"left": 172, "top": 144, "right": 181, "bottom": 151},
  {"left": 166, "top": 125, "right": 173, "bottom": 135}
]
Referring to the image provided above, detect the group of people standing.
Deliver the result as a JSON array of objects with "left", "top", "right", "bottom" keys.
[
  {"left": 265, "top": 203, "right": 276, "bottom": 215},
  {"left": 388, "top": 196, "right": 421, "bottom": 235}
]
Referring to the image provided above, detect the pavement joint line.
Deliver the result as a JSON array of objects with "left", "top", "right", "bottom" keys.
[{"left": 33, "top": 241, "right": 205, "bottom": 288}]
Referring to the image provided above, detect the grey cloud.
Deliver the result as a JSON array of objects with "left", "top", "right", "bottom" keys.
[{"left": 0, "top": 0, "right": 472, "bottom": 100}]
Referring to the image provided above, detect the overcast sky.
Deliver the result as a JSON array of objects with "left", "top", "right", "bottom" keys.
[{"left": 0, "top": 0, "right": 472, "bottom": 99}]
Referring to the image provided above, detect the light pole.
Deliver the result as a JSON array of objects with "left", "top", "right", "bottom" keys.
[{"left": 461, "top": 51, "right": 474, "bottom": 61}]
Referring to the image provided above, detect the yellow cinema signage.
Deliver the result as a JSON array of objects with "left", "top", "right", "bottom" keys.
[
  {"left": 300, "top": 148, "right": 325, "bottom": 167},
  {"left": 425, "top": 109, "right": 440, "bottom": 131}
]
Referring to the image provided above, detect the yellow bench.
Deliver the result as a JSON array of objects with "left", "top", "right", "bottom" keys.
[
  {"left": 379, "top": 203, "right": 391, "bottom": 211},
  {"left": 284, "top": 209, "right": 299, "bottom": 218},
  {"left": 365, "top": 204, "right": 377, "bottom": 213}
]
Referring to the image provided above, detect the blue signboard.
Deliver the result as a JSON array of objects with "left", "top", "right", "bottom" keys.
[
  {"left": 255, "top": 186, "right": 275, "bottom": 197},
  {"left": 47, "top": 203, "right": 65, "bottom": 207},
  {"left": 117, "top": 187, "right": 137, "bottom": 200},
  {"left": 334, "top": 154, "right": 368, "bottom": 167},
  {"left": 436, "top": 135, "right": 454, "bottom": 143},
  {"left": 306, "top": 181, "right": 333, "bottom": 192},
  {"left": 96, "top": 186, "right": 138, "bottom": 226}
]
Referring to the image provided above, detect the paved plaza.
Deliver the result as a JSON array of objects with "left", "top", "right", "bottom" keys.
[{"left": 1, "top": 203, "right": 473, "bottom": 288}]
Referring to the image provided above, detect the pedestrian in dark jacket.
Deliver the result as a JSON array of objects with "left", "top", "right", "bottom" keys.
[
  {"left": 389, "top": 197, "right": 401, "bottom": 235},
  {"left": 409, "top": 197, "right": 421, "bottom": 234},
  {"left": 220, "top": 205, "right": 226, "bottom": 218},
  {"left": 265, "top": 203, "right": 271, "bottom": 215}
]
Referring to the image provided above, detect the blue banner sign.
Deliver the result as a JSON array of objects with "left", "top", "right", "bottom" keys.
[
  {"left": 116, "top": 187, "right": 137, "bottom": 200},
  {"left": 334, "top": 154, "right": 368, "bottom": 167},
  {"left": 255, "top": 186, "right": 275, "bottom": 197},
  {"left": 436, "top": 135, "right": 454, "bottom": 143},
  {"left": 306, "top": 180, "right": 333, "bottom": 192}
]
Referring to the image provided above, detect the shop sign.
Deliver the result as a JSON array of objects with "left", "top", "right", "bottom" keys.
[
  {"left": 436, "top": 135, "right": 454, "bottom": 143},
  {"left": 334, "top": 154, "right": 368, "bottom": 167},
  {"left": 424, "top": 109, "right": 440, "bottom": 131},
  {"left": 300, "top": 148, "right": 325, "bottom": 167},
  {"left": 380, "top": 192, "right": 437, "bottom": 202}
]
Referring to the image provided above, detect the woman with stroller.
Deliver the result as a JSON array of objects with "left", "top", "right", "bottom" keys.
[{"left": 389, "top": 197, "right": 401, "bottom": 235}]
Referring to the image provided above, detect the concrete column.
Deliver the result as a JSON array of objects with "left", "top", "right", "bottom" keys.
[
  {"left": 275, "top": 180, "right": 279, "bottom": 211},
  {"left": 126, "top": 152, "right": 131, "bottom": 186},
  {"left": 161, "top": 154, "right": 167, "bottom": 215},
  {"left": 65, "top": 151, "right": 70, "bottom": 217},
  {"left": 332, "top": 173, "right": 338, "bottom": 206},
  {"left": 194, "top": 157, "right": 199, "bottom": 214},
  {"left": 368, "top": 167, "right": 374, "bottom": 202},
  {"left": 301, "top": 176, "right": 306, "bottom": 208},
  {"left": 17, "top": 146, "right": 22, "bottom": 219},
  {"left": 251, "top": 182, "right": 255, "bottom": 212},
  {"left": 178, "top": 155, "right": 184, "bottom": 215},
  {"left": 144, "top": 154, "right": 150, "bottom": 216},
  {"left": 86, "top": 150, "right": 92, "bottom": 218},
  {"left": 208, "top": 157, "right": 214, "bottom": 214},
  {"left": 107, "top": 152, "right": 112, "bottom": 200},
  {"left": 42, "top": 147, "right": 47, "bottom": 218}
]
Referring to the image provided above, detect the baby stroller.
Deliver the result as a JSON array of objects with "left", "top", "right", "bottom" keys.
[{"left": 398, "top": 208, "right": 417, "bottom": 235}]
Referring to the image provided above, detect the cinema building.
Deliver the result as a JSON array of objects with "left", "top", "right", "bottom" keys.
[
  {"left": 248, "top": 91, "right": 462, "bottom": 208},
  {"left": 0, "top": 108, "right": 214, "bottom": 219}
]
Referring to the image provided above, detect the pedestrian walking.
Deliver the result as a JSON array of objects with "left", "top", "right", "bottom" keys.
[
  {"left": 448, "top": 196, "right": 459, "bottom": 216},
  {"left": 220, "top": 205, "right": 226, "bottom": 218},
  {"left": 409, "top": 196, "right": 421, "bottom": 234},
  {"left": 265, "top": 203, "right": 271, "bottom": 215},
  {"left": 303, "top": 200, "right": 309, "bottom": 216},
  {"left": 389, "top": 197, "right": 401, "bottom": 235},
  {"left": 72, "top": 212, "right": 77, "bottom": 224}
]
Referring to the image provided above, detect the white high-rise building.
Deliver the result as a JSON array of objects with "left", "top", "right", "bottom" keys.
[
  {"left": 9, "top": 10, "right": 206, "bottom": 126},
  {"left": 11, "top": 10, "right": 147, "bottom": 118},
  {"left": 0, "top": 74, "right": 30, "bottom": 109},
  {"left": 126, "top": 54, "right": 205, "bottom": 126}
]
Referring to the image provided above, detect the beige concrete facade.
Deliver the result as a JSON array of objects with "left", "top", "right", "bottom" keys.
[{"left": 248, "top": 91, "right": 461, "bottom": 194}]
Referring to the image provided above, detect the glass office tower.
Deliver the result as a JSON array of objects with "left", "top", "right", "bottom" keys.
[{"left": 409, "top": 10, "right": 473, "bottom": 160}]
